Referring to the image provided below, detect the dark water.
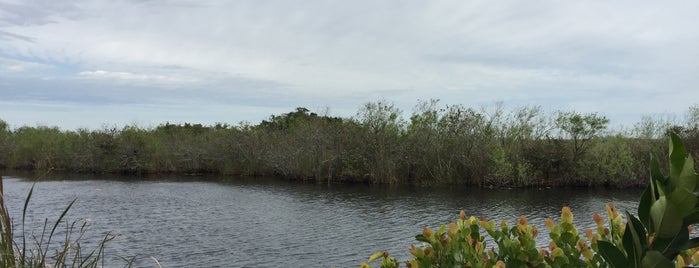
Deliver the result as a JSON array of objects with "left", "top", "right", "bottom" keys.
[{"left": 0, "top": 174, "right": 641, "bottom": 268}]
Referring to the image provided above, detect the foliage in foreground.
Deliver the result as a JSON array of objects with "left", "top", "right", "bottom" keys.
[
  {"left": 0, "top": 177, "right": 118, "bottom": 268},
  {"left": 361, "top": 133, "right": 699, "bottom": 268}
]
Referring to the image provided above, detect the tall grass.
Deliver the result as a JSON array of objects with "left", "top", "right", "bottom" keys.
[{"left": 0, "top": 176, "right": 115, "bottom": 268}]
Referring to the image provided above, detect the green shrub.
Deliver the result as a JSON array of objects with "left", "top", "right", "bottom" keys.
[{"left": 361, "top": 133, "right": 699, "bottom": 267}]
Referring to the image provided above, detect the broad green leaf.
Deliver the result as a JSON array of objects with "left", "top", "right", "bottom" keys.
[
  {"left": 672, "top": 153, "right": 697, "bottom": 193},
  {"left": 622, "top": 220, "right": 641, "bottom": 267},
  {"left": 641, "top": 250, "right": 674, "bottom": 268},
  {"left": 651, "top": 226, "right": 688, "bottom": 259},
  {"left": 668, "top": 188, "right": 697, "bottom": 216},
  {"left": 669, "top": 132, "right": 687, "bottom": 181},
  {"left": 639, "top": 184, "right": 654, "bottom": 231},
  {"left": 650, "top": 196, "right": 683, "bottom": 238},
  {"left": 597, "top": 240, "right": 628, "bottom": 268},
  {"left": 683, "top": 207, "right": 699, "bottom": 225},
  {"left": 649, "top": 154, "right": 665, "bottom": 185},
  {"left": 624, "top": 212, "right": 647, "bottom": 262}
]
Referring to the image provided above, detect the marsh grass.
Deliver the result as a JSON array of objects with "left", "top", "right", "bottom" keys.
[{"left": 0, "top": 176, "right": 117, "bottom": 268}]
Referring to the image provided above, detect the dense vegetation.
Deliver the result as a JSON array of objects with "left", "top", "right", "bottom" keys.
[
  {"left": 2, "top": 100, "right": 699, "bottom": 187},
  {"left": 362, "top": 133, "right": 699, "bottom": 267}
]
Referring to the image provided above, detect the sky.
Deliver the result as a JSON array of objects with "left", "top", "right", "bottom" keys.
[{"left": 1, "top": 0, "right": 698, "bottom": 130}]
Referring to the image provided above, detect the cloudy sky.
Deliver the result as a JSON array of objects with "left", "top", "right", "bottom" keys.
[{"left": 1, "top": 0, "right": 698, "bottom": 130}]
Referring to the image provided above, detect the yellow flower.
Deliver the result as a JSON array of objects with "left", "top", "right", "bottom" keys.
[
  {"left": 448, "top": 222, "right": 458, "bottom": 235},
  {"left": 368, "top": 251, "right": 384, "bottom": 262},
  {"left": 676, "top": 255, "right": 686, "bottom": 267},
  {"left": 469, "top": 216, "right": 478, "bottom": 225},
  {"left": 494, "top": 260, "right": 506, "bottom": 268},
  {"left": 500, "top": 220, "right": 509, "bottom": 231},
  {"left": 561, "top": 206, "right": 573, "bottom": 224},
  {"left": 605, "top": 203, "right": 619, "bottom": 219}
]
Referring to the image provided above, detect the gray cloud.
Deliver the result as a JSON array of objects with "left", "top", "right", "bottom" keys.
[
  {"left": 0, "top": 1, "right": 82, "bottom": 26},
  {"left": 0, "top": 30, "right": 34, "bottom": 42},
  {"left": 0, "top": 0, "right": 698, "bottom": 129}
]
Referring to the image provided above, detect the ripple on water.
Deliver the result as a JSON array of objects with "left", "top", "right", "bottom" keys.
[{"left": 0, "top": 176, "right": 641, "bottom": 267}]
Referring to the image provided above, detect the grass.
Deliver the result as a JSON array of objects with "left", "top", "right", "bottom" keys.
[{"left": 0, "top": 175, "right": 116, "bottom": 268}]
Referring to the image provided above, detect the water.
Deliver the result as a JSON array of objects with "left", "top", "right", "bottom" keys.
[{"left": 0, "top": 174, "right": 641, "bottom": 267}]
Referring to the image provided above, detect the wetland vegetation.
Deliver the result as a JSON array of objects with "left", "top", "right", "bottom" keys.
[{"left": 2, "top": 100, "right": 699, "bottom": 187}]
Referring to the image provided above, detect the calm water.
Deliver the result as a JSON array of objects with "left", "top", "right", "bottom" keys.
[{"left": 0, "top": 174, "right": 641, "bottom": 267}]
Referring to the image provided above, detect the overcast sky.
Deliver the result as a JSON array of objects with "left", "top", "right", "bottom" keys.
[{"left": 1, "top": 0, "right": 698, "bottom": 130}]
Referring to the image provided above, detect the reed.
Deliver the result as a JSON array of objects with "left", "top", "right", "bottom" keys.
[{"left": 0, "top": 176, "right": 116, "bottom": 268}]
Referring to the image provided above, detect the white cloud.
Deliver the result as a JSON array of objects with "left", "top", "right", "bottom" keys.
[
  {"left": 0, "top": 57, "right": 51, "bottom": 72},
  {"left": 1, "top": 0, "right": 699, "bottom": 129},
  {"left": 76, "top": 69, "right": 198, "bottom": 85}
]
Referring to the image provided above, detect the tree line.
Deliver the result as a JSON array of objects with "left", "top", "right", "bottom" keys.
[{"left": 1, "top": 100, "right": 699, "bottom": 187}]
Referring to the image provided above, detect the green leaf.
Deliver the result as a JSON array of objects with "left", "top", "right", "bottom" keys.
[
  {"left": 649, "top": 196, "right": 683, "bottom": 238},
  {"left": 655, "top": 226, "right": 688, "bottom": 259},
  {"left": 597, "top": 240, "right": 628, "bottom": 268},
  {"left": 649, "top": 154, "right": 665, "bottom": 186},
  {"left": 683, "top": 207, "right": 699, "bottom": 225},
  {"left": 669, "top": 132, "right": 687, "bottom": 181},
  {"left": 623, "top": 211, "right": 646, "bottom": 266},
  {"left": 673, "top": 189, "right": 697, "bottom": 214},
  {"left": 675, "top": 154, "right": 697, "bottom": 192},
  {"left": 641, "top": 250, "right": 674, "bottom": 268},
  {"left": 639, "top": 183, "right": 654, "bottom": 231},
  {"left": 415, "top": 234, "right": 429, "bottom": 243}
]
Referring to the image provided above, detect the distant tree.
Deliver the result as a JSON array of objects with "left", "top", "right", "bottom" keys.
[
  {"left": 356, "top": 100, "right": 405, "bottom": 183},
  {"left": 555, "top": 111, "right": 609, "bottom": 161}
]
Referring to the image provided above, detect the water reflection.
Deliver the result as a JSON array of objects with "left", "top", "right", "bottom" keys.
[{"left": 0, "top": 175, "right": 641, "bottom": 267}]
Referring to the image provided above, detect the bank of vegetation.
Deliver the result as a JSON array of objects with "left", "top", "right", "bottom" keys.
[
  {"left": 362, "top": 133, "right": 699, "bottom": 267},
  {"left": 1, "top": 100, "right": 699, "bottom": 187}
]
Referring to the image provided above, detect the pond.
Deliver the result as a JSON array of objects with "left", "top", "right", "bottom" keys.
[{"left": 0, "top": 174, "right": 641, "bottom": 267}]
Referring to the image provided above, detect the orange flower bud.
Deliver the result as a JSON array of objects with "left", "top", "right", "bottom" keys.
[
  {"left": 545, "top": 218, "right": 554, "bottom": 230},
  {"left": 604, "top": 228, "right": 610, "bottom": 235},
  {"left": 606, "top": 203, "right": 618, "bottom": 218},
  {"left": 549, "top": 241, "right": 557, "bottom": 251},
  {"left": 593, "top": 213, "right": 604, "bottom": 226},
  {"left": 460, "top": 210, "right": 466, "bottom": 220},
  {"left": 585, "top": 229, "right": 594, "bottom": 240},
  {"left": 531, "top": 226, "right": 539, "bottom": 237},
  {"left": 423, "top": 226, "right": 434, "bottom": 239},
  {"left": 495, "top": 260, "right": 506, "bottom": 268},
  {"left": 540, "top": 248, "right": 550, "bottom": 257},
  {"left": 519, "top": 215, "right": 528, "bottom": 226}
]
